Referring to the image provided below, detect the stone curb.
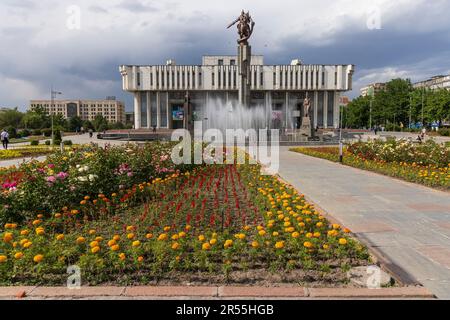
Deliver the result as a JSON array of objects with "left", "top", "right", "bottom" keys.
[{"left": 0, "top": 285, "right": 434, "bottom": 299}]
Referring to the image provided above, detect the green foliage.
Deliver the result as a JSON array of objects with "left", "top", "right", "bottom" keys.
[
  {"left": 0, "top": 108, "right": 23, "bottom": 128},
  {"left": 345, "top": 78, "right": 450, "bottom": 129},
  {"left": 30, "top": 140, "right": 39, "bottom": 146},
  {"left": 92, "top": 114, "right": 108, "bottom": 132}
]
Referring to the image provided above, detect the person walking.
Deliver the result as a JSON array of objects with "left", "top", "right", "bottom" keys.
[{"left": 1, "top": 129, "right": 9, "bottom": 150}]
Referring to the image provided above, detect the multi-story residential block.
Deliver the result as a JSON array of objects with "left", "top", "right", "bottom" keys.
[
  {"left": 29, "top": 98, "right": 125, "bottom": 123},
  {"left": 413, "top": 75, "right": 450, "bottom": 90}
]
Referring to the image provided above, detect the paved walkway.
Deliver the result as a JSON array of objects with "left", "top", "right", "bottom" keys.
[{"left": 277, "top": 147, "right": 450, "bottom": 299}]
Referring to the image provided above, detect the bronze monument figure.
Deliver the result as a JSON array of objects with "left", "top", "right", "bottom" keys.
[
  {"left": 227, "top": 10, "right": 255, "bottom": 45},
  {"left": 303, "top": 96, "right": 311, "bottom": 117}
]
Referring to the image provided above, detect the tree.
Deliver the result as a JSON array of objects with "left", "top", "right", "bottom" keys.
[
  {"left": 0, "top": 108, "right": 23, "bottom": 129},
  {"left": 22, "top": 111, "right": 50, "bottom": 129},
  {"left": 68, "top": 116, "right": 83, "bottom": 132},
  {"left": 92, "top": 114, "right": 108, "bottom": 132}
]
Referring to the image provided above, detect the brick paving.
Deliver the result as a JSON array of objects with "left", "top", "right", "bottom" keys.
[{"left": 277, "top": 147, "right": 450, "bottom": 299}]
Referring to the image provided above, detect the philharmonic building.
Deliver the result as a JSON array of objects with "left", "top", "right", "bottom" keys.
[{"left": 120, "top": 55, "right": 354, "bottom": 130}]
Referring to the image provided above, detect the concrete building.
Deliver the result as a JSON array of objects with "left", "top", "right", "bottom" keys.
[
  {"left": 413, "top": 75, "right": 450, "bottom": 90},
  {"left": 29, "top": 98, "right": 125, "bottom": 123},
  {"left": 119, "top": 55, "right": 354, "bottom": 130},
  {"left": 360, "top": 83, "right": 386, "bottom": 97}
]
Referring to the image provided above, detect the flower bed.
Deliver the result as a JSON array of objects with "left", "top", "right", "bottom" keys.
[
  {"left": 0, "top": 146, "right": 58, "bottom": 160},
  {"left": 0, "top": 148, "right": 370, "bottom": 286},
  {"left": 290, "top": 140, "right": 450, "bottom": 190},
  {"left": 0, "top": 143, "right": 193, "bottom": 224}
]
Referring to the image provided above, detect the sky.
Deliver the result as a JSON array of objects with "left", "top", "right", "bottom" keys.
[{"left": 1, "top": 0, "right": 450, "bottom": 111}]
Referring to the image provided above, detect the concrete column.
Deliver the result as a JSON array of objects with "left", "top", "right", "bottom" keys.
[
  {"left": 156, "top": 91, "right": 161, "bottom": 128},
  {"left": 265, "top": 91, "right": 271, "bottom": 129},
  {"left": 166, "top": 92, "right": 170, "bottom": 129},
  {"left": 134, "top": 92, "right": 141, "bottom": 129},
  {"left": 314, "top": 91, "right": 318, "bottom": 128},
  {"left": 334, "top": 91, "right": 340, "bottom": 128},
  {"left": 146, "top": 92, "right": 151, "bottom": 129},
  {"left": 323, "top": 91, "right": 328, "bottom": 129},
  {"left": 285, "top": 91, "right": 289, "bottom": 129}
]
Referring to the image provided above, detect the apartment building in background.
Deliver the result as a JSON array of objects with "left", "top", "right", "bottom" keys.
[
  {"left": 413, "top": 75, "right": 450, "bottom": 90},
  {"left": 29, "top": 97, "right": 126, "bottom": 123},
  {"left": 360, "top": 82, "right": 386, "bottom": 97}
]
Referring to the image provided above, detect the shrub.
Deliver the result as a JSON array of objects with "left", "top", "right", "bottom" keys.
[
  {"left": 63, "top": 140, "right": 72, "bottom": 146},
  {"left": 41, "top": 128, "right": 52, "bottom": 137},
  {"left": 439, "top": 128, "right": 450, "bottom": 137},
  {"left": 4, "top": 126, "right": 17, "bottom": 139},
  {"left": 45, "top": 140, "right": 50, "bottom": 145},
  {"left": 30, "top": 140, "right": 39, "bottom": 146},
  {"left": 32, "top": 129, "right": 42, "bottom": 136}
]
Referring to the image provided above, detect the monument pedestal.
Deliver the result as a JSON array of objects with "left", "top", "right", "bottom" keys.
[
  {"left": 238, "top": 44, "right": 251, "bottom": 107},
  {"left": 300, "top": 116, "right": 311, "bottom": 136}
]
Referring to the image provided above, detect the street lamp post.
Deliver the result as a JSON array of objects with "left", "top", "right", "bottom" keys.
[
  {"left": 50, "top": 87, "right": 62, "bottom": 145},
  {"left": 421, "top": 87, "right": 425, "bottom": 128}
]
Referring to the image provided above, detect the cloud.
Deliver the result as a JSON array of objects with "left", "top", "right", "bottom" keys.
[{"left": 0, "top": 0, "right": 449, "bottom": 109}]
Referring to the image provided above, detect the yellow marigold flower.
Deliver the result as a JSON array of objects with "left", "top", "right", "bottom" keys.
[
  {"left": 157, "top": 233, "right": 167, "bottom": 241},
  {"left": 20, "top": 239, "right": 28, "bottom": 245},
  {"left": 272, "top": 231, "right": 279, "bottom": 237},
  {"left": 118, "top": 253, "right": 126, "bottom": 261},
  {"left": 132, "top": 240, "right": 141, "bottom": 247},
  {"left": 212, "top": 232, "right": 218, "bottom": 239},
  {"left": 137, "top": 256, "right": 144, "bottom": 262},
  {"left": 323, "top": 244, "right": 329, "bottom": 250},
  {"left": 171, "top": 242, "right": 180, "bottom": 250},
  {"left": 32, "top": 220, "right": 41, "bottom": 226},
  {"left": 202, "top": 242, "right": 211, "bottom": 250},
  {"left": 14, "top": 252, "right": 24, "bottom": 259},
  {"left": 306, "top": 232, "right": 313, "bottom": 238},
  {"left": 316, "top": 222, "right": 323, "bottom": 228},
  {"left": 91, "top": 246, "right": 100, "bottom": 254},
  {"left": 224, "top": 239, "right": 233, "bottom": 248},
  {"left": 185, "top": 225, "right": 192, "bottom": 231},
  {"left": 111, "top": 244, "right": 120, "bottom": 251},
  {"left": 54, "top": 213, "right": 62, "bottom": 218},
  {"left": 292, "top": 232, "right": 300, "bottom": 238},
  {"left": 35, "top": 227, "right": 45, "bottom": 236},
  {"left": 258, "top": 230, "right": 266, "bottom": 236},
  {"left": 178, "top": 231, "right": 186, "bottom": 238},
  {"left": 0, "top": 255, "right": 7, "bottom": 263},
  {"left": 303, "top": 241, "right": 313, "bottom": 248},
  {"left": 33, "top": 254, "right": 44, "bottom": 263},
  {"left": 146, "top": 233, "right": 153, "bottom": 239},
  {"left": 126, "top": 226, "right": 135, "bottom": 232},
  {"left": 113, "top": 235, "right": 121, "bottom": 241},
  {"left": 257, "top": 225, "right": 264, "bottom": 231},
  {"left": 284, "top": 221, "right": 291, "bottom": 227},
  {"left": 235, "top": 233, "right": 246, "bottom": 240},
  {"left": 90, "top": 241, "right": 99, "bottom": 248},
  {"left": 71, "top": 209, "right": 79, "bottom": 215},
  {"left": 23, "top": 241, "right": 32, "bottom": 248},
  {"left": 84, "top": 196, "right": 90, "bottom": 200},
  {"left": 3, "top": 232, "right": 13, "bottom": 243},
  {"left": 171, "top": 234, "right": 179, "bottom": 240},
  {"left": 343, "top": 228, "right": 351, "bottom": 233},
  {"left": 298, "top": 222, "right": 305, "bottom": 228},
  {"left": 127, "top": 233, "right": 135, "bottom": 240},
  {"left": 80, "top": 200, "right": 87, "bottom": 205},
  {"left": 251, "top": 241, "right": 259, "bottom": 248},
  {"left": 243, "top": 225, "right": 251, "bottom": 231},
  {"left": 277, "top": 214, "right": 284, "bottom": 220},
  {"left": 198, "top": 235, "right": 206, "bottom": 242},
  {"left": 20, "top": 230, "right": 29, "bottom": 236},
  {"left": 313, "top": 232, "right": 321, "bottom": 238},
  {"left": 327, "top": 230, "right": 338, "bottom": 237},
  {"left": 108, "top": 239, "right": 116, "bottom": 247},
  {"left": 88, "top": 229, "right": 96, "bottom": 235},
  {"left": 111, "top": 193, "right": 117, "bottom": 197},
  {"left": 95, "top": 236, "right": 103, "bottom": 242},
  {"left": 76, "top": 237, "right": 86, "bottom": 244},
  {"left": 209, "top": 238, "right": 217, "bottom": 245},
  {"left": 275, "top": 241, "right": 285, "bottom": 249},
  {"left": 285, "top": 227, "right": 295, "bottom": 233},
  {"left": 332, "top": 224, "right": 341, "bottom": 230},
  {"left": 338, "top": 238, "right": 347, "bottom": 245},
  {"left": 163, "top": 226, "right": 171, "bottom": 232},
  {"left": 56, "top": 234, "right": 65, "bottom": 241}
]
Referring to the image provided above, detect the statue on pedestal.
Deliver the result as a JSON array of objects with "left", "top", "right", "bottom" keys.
[
  {"left": 303, "top": 96, "right": 311, "bottom": 118},
  {"left": 227, "top": 10, "right": 255, "bottom": 45}
]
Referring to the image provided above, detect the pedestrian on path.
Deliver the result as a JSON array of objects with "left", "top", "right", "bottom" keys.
[{"left": 1, "top": 129, "right": 9, "bottom": 150}]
